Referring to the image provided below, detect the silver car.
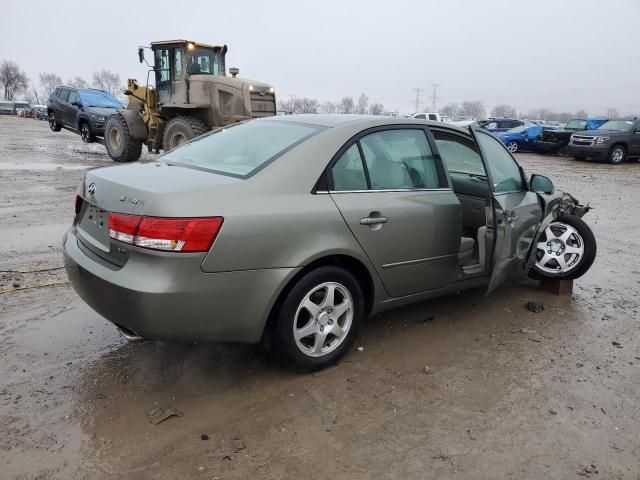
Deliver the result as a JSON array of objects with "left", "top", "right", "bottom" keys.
[{"left": 63, "top": 115, "right": 596, "bottom": 369}]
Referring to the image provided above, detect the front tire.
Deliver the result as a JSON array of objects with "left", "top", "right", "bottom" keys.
[
  {"left": 104, "top": 114, "right": 142, "bottom": 163},
  {"left": 268, "top": 266, "right": 365, "bottom": 370},
  {"left": 530, "top": 215, "right": 596, "bottom": 280},
  {"left": 506, "top": 141, "right": 519, "bottom": 153},
  {"left": 80, "top": 121, "right": 94, "bottom": 143},
  {"left": 607, "top": 145, "right": 626, "bottom": 164},
  {"left": 48, "top": 112, "right": 61, "bottom": 132},
  {"left": 162, "top": 116, "right": 208, "bottom": 152}
]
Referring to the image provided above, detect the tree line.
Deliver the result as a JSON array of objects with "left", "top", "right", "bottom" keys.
[
  {"left": 1, "top": 59, "right": 121, "bottom": 104},
  {"left": 278, "top": 93, "right": 387, "bottom": 115}
]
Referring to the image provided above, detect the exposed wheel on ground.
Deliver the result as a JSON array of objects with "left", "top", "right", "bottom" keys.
[
  {"left": 162, "top": 116, "right": 208, "bottom": 152},
  {"left": 79, "top": 121, "right": 94, "bottom": 143},
  {"left": 104, "top": 114, "right": 142, "bottom": 163},
  {"left": 48, "top": 112, "right": 61, "bottom": 132},
  {"left": 268, "top": 266, "right": 365, "bottom": 370},
  {"left": 506, "top": 141, "right": 519, "bottom": 153},
  {"left": 529, "top": 215, "right": 596, "bottom": 281},
  {"left": 573, "top": 156, "right": 585, "bottom": 160},
  {"left": 607, "top": 145, "right": 626, "bottom": 164}
]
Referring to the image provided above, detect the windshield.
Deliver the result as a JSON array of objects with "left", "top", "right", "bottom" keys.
[
  {"left": 78, "top": 91, "right": 122, "bottom": 108},
  {"left": 565, "top": 119, "right": 587, "bottom": 130},
  {"left": 162, "top": 120, "right": 322, "bottom": 178},
  {"left": 186, "top": 47, "right": 220, "bottom": 75},
  {"left": 597, "top": 120, "right": 635, "bottom": 132},
  {"left": 507, "top": 126, "right": 527, "bottom": 134}
]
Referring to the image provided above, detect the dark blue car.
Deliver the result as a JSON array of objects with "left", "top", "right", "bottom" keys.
[
  {"left": 496, "top": 125, "right": 561, "bottom": 153},
  {"left": 477, "top": 118, "right": 526, "bottom": 133}
]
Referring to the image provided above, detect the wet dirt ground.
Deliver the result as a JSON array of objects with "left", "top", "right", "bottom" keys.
[{"left": 1, "top": 115, "right": 639, "bottom": 479}]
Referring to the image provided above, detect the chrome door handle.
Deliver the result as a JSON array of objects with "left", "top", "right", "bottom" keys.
[{"left": 360, "top": 216, "right": 388, "bottom": 226}]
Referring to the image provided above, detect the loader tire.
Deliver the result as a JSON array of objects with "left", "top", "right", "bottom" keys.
[
  {"left": 162, "top": 116, "right": 208, "bottom": 152},
  {"left": 105, "top": 114, "right": 143, "bottom": 163}
]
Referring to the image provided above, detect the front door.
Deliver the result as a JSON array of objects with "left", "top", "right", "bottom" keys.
[
  {"left": 328, "top": 127, "right": 461, "bottom": 298},
  {"left": 153, "top": 47, "right": 172, "bottom": 105},
  {"left": 630, "top": 122, "right": 640, "bottom": 156},
  {"left": 471, "top": 128, "right": 543, "bottom": 292}
]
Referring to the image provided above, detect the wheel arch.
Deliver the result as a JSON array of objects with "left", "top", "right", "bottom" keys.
[{"left": 262, "top": 253, "right": 377, "bottom": 341}]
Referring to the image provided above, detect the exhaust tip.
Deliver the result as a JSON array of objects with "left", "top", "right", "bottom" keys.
[{"left": 117, "top": 326, "right": 145, "bottom": 342}]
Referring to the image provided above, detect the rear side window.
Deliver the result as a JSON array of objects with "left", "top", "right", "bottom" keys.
[
  {"left": 162, "top": 120, "right": 321, "bottom": 178},
  {"left": 331, "top": 144, "right": 367, "bottom": 191},
  {"left": 414, "top": 114, "right": 426, "bottom": 119},
  {"left": 434, "top": 135, "right": 485, "bottom": 176},
  {"left": 360, "top": 129, "right": 441, "bottom": 190}
]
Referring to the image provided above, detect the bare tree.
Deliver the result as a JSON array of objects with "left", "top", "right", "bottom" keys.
[
  {"left": 459, "top": 100, "right": 485, "bottom": 120},
  {"left": 491, "top": 104, "right": 516, "bottom": 118},
  {"left": 1, "top": 60, "right": 29, "bottom": 100},
  {"left": 606, "top": 108, "right": 619, "bottom": 119},
  {"left": 321, "top": 101, "right": 339, "bottom": 114},
  {"left": 440, "top": 103, "right": 459, "bottom": 119},
  {"left": 39, "top": 73, "right": 62, "bottom": 98},
  {"left": 575, "top": 109, "right": 588, "bottom": 119},
  {"left": 356, "top": 93, "right": 369, "bottom": 114},
  {"left": 298, "top": 97, "right": 319, "bottom": 114},
  {"left": 339, "top": 96, "right": 355, "bottom": 114},
  {"left": 369, "top": 103, "right": 384, "bottom": 115},
  {"left": 92, "top": 69, "right": 121, "bottom": 95},
  {"left": 68, "top": 76, "right": 89, "bottom": 89}
]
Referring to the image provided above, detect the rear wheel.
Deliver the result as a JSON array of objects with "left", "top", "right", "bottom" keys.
[
  {"left": 268, "top": 266, "right": 365, "bottom": 370},
  {"left": 104, "top": 114, "right": 142, "bottom": 163},
  {"left": 162, "top": 116, "right": 208, "bottom": 152},
  {"left": 506, "top": 141, "right": 519, "bottom": 153},
  {"left": 80, "top": 121, "right": 94, "bottom": 143},
  {"left": 48, "top": 112, "right": 61, "bottom": 132},
  {"left": 607, "top": 145, "right": 626, "bottom": 164},
  {"left": 530, "top": 215, "right": 596, "bottom": 280}
]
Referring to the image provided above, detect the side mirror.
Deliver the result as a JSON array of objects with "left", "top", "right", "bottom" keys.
[
  {"left": 530, "top": 174, "right": 554, "bottom": 194},
  {"left": 138, "top": 47, "right": 145, "bottom": 64}
]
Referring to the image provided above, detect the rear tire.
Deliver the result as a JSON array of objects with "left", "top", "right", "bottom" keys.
[
  {"left": 268, "top": 266, "right": 365, "bottom": 371},
  {"left": 162, "top": 116, "right": 208, "bottom": 152},
  {"left": 104, "top": 114, "right": 142, "bottom": 163},
  {"left": 48, "top": 112, "right": 61, "bottom": 132},
  {"left": 607, "top": 145, "right": 626, "bottom": 164},
  {"left": 529, "top": 215, "right": 596, "bottom": 280}
]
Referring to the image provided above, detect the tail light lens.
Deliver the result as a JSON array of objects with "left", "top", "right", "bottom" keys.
[
  {"left": 75, "top": 195, "right": 84, "bottom": 215},
  {"left": 107, "top": 213, "right": 223, "bottom": 252}
]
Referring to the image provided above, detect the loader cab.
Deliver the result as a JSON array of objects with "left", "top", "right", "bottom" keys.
[{"left": 150, "top": 40, "right": 227, "bottom": 105}]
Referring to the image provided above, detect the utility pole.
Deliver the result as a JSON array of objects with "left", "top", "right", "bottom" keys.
[
  {"left": 430, "top": 83, "right": 440, "bottom": 112},
  {"left": 412, "top": 88, "right": 423, "bottom": 113}
]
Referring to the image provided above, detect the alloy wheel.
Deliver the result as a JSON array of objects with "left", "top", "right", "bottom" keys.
[
  {"left": 611, "top": 147, "right": 624, "bottom": 164},
  {"left": 535, "top": 222, "right": 584, "bottom": 274},
  {"left": 507, "top": 141, "right": 518, "bottom": 153},
  {"left": 81, "top": 124, "right": 90, "bottom": 142},
  {"left": 293, "top": 282, "right": 354, "bottom": 357}
]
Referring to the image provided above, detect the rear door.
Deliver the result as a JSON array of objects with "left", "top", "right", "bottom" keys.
[
  {"left": 328, "top": 126, "right": 461, "bottom": 297},
  {"left": 470, "top": 128, "right": 542, "bottom": 292}
]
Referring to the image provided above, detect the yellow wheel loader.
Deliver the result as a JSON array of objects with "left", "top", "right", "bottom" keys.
[{"left": 104, "top": 40, "right": 276, "bottom": 162}]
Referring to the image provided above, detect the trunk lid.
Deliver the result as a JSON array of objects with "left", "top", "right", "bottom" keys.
[{"left": 76, "top": 162, "right": 241, "bottom": 266}]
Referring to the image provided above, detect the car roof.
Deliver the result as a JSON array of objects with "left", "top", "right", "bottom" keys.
[{"left": 261, "top": 114, "right": 469, "bottom": 134}]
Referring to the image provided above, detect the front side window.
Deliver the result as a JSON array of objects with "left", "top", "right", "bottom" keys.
[
  {"left": 428, "top": 114, "right": 438, "bottom": 121},
  {"left": 162, "top": 120, "right": 321, "bottom": 178},
  {"left": 476, "top": 131, "right": 524, "bottom": 193},
  {"left": 434, "top": 135, "right": 486, "bottom": 177},
  {"left": 154, "top": 48, "right": 170, "bottom": 82},
  {"left": 360, "top": 129, "right": 441, "bottom": 190},
  {"left": 331, "top": 144, "right": 367, "bottom": 191},
  {"left": 58, "top": 89, "right": 70, "bottom": 102},
  {"left": 414, "top": 114, "right": 426, "bottom": 119},
  {"left": 68, "top": 90, "right": 78, "bottom": 104}
]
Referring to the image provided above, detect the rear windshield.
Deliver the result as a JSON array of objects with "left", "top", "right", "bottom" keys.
[{"left": 162, "top": 120, "right": 322, "bottom": 178}]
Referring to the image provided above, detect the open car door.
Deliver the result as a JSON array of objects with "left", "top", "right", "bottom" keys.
[{"left": 469, "top": 127, "right": 543, "bottom": 293}]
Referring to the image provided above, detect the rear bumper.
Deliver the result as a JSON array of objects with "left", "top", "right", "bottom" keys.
[
  {"left": 63, "top": 228, "right": 299, "bottom": 343},
  {"left": 564, "top": 144, "right": 609, "bottom": 159}
]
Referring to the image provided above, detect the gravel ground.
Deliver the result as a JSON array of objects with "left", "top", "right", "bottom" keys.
[{"left": 1, "top": 115, "right": 639, "bottom": 479}]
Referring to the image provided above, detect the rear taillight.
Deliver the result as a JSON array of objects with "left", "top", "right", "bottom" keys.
[
  {"left": 75, "top": 195, "right": 83, "bottom": 215},
  {"left": 107, "top": 213, "right": 223, "bottom": 252}
]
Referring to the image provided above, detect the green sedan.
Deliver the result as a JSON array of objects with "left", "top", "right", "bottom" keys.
[{"left": 63, "top": 115, "right": 596, "bottom": 369}]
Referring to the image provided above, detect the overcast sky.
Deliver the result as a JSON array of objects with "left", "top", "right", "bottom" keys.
[{"left": 2, "top": 0, "right": 639, "bottom": 115}]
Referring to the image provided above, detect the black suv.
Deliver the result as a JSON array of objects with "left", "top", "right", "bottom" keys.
[
  {"left": 564, "top": 118, "right": 640, "bottom": 164},
  {"left": 47, "top": 87, "right": 123, "bottom": 143}
]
